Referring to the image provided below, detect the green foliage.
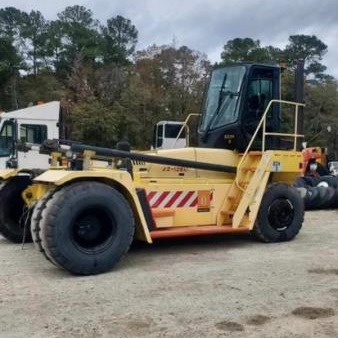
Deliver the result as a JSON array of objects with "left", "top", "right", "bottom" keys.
[
  {"left": 21, "top": 10, "right": 49, "bottom": 75},
  {"left": 0, "top": 7, "right": 28, "bottom": 39},
  {"left": 56, "top": 6, "right": 103, "bottom": 73},
  {"left": 102, "top": 15, "right": 138, "bottom": 64},
  {"left": 284, "top": 35, "right": 327, "bottom": 77},
  {"left": 67, "top": 99, "right": 118, "bottom": 147},
  {"left": 220, "top": 38, "right": 281, "bottom": 64},
  {"left": 0, "top": 37, "right": 22, "bottom": 110},
  {"left": 17, "top": 72, "right": 64, "bottom": 107},
  {"left": 304, "top": 78, "right": 338, "bottom": 145},
  {"left": 0, "top": 5, "right": 337, "bottom": 154}
]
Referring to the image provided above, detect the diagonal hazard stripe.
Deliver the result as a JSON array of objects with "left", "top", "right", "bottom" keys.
[
  {"left": 147, "top": 190, "right": 212, "bottom": 209},
  {"left": 147, "top": 191, "right": 156, "bottom": 202},
  {"left": 151, "top": 191, "right": 170, "bottom": 208},
  {"left": 177, "top": 191, "right": 195, "bottom": 208},
  {"left": 163, "top": 191, "right": 182, "bottom": 208}
]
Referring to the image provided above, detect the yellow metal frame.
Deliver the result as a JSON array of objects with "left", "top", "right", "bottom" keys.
[
  {"left": 236, "top": 99, "right": 305, "bottom": 191},
  {"left": 216, "top": 99, "right": 304, "bottom": 229}
]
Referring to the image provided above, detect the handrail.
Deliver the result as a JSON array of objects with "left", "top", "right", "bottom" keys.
[
  {"left": 170, "top": 113, "right": 200, "bottom": 148},
  {"left": 235, "top": 99, "right": 305, "bottom": 191}
]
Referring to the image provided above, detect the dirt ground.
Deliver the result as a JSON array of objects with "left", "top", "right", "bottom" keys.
[{"left": 1, "top": 210, "right": 338, "bottom": 338}]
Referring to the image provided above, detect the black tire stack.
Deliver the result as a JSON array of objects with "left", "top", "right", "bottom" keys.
[{"left": 294, "top": 175, "right": 338, "bottom": 210}]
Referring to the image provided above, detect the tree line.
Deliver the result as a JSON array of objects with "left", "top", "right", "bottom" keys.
[{"left": 1, "top": 5, "right": 338, "bottom": 150}]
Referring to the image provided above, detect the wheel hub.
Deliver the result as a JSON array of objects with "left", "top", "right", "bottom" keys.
[
  {"left": 75, "top": 215, "right": 102, "bottom": 242},
  {"left": 268, "top": 198, "right": 294, "bottom": 231},
  {"left": 72, "top": 208, "right": 115, "bottom": 250}
]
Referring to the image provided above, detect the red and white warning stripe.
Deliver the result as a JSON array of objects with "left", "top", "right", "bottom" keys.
[{"left": 147, "top": 191, "right": 198, "bottom": 209}]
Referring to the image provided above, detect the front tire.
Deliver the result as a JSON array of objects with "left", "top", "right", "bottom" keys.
[
  {"left": 0, "top": 176, "right": 32, "bottom": 243},
  {"left": 252, "top": 183, "right": 304, "bottom": 243},
  {"left": 37, "top": 181, "right": 135, "bottom": 275}
]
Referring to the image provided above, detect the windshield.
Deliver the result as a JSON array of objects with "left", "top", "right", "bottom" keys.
[{"left": 199, "top": 66, "right": 246, "bottom": 131}]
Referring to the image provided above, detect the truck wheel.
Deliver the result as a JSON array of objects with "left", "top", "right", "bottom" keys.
[
  {"left": 252, "top": 183, "right": 304, "bottom": 243},
  {"left": 30, "top": 189, "right": 56, "bottom": 263},
  {"left": 38, "top": 181, "right": 135, "bottom": 275},
  {"left": 0, "top": 176, "right": 32, "bottom": 243}
]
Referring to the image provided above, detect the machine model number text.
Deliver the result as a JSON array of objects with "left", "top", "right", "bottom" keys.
[{"left": 162, "top": 166, "right": 188, "bottom": 172}]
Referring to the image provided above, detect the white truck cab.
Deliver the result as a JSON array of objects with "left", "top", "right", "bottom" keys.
[
  {"left": 0, "top": 101, "right": 60, "bottom": 169},
  {"left": 152, "top": 121, "right": 187, "bottom": 150}
]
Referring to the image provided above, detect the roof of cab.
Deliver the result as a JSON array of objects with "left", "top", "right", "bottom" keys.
[{"left": 0, "top": 101, "right": 60, "bottom": 121}]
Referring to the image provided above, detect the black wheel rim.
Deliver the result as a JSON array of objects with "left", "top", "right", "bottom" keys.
[
  {"left": 72, "top": 207, "right": 116, "bottom": 252},
  {"left": 268, "top": 198, "right": 294, "bottom": 231}
]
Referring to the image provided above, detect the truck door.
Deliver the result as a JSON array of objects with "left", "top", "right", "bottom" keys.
[
  {"left": 17, "top": 123, "right": 50, "bottom": 169},
  {"left": 0, "top": 120, "right": 16, "bottom": 169}
]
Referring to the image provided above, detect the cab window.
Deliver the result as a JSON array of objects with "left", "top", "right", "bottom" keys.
[
  {"left": 247, "top": 69, "right": 273, "bottom": 120},
  {"left": 165, "top": 124, "right": 186, "bottom": 138},
  {"left": 20, "top": 124, "right": 47, "bottom": 144},
  {"left": 0, "top": 121, "right": 15, "bottom": 157}
]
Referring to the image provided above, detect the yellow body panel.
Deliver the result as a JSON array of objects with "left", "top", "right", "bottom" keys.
[
  {"left": 136, "top": 147, "right": 238, "bottom": 179},
  {"left": 25, "top": 145, "right": 303, "bottom": 242},
  {"left": 32, "top": 169, "right": 152, "bottom": 243},
  {"left": 0, "top": 169, "right": 19, "bottom": 180}
]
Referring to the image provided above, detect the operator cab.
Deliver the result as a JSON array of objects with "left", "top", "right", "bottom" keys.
[{"left": 198, "top": 63, "right": 280, "bottom": 151}]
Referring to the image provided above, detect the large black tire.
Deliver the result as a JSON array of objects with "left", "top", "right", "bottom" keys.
[
  {"left": 331, "top": 187, "right": 338, "bottom": 208},
  {"left": 30, "top": 189, "right": 56, "bottom": 263},
  {"left": 302, "top": 176, "right": 318, "bottom": 187},
  {"left": 322, "top": 186, "right": 336, "bottom": 209},
  {"left": 304, "top": 187, "right": 321, "bottom": 210},
  {"left": 0, "top": 176, "right": 32, "bottom": 243},
  {"left": 314, "top": 186, "right": 332, "bottom": 209},
  {"left": 293, "top": 177, "right": 307, "bottom": 188},
  {"left": 37, "top": 181, "right": 135, "bottom": 275},
  {"left": 252, "top": 183, "right": 304, "bottom": 243},
  {"left": 316, "top": 175, "right": 338, "bottom": 189}
]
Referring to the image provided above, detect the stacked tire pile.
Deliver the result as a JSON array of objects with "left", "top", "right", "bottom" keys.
[{"left": 294, "top": 175, "right": 338, "bottom": 210}]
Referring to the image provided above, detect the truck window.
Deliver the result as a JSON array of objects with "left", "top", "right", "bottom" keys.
[
  {"left": 0, "top": 121, "right": 15, "bottom": 157},
  {"left": 20, "top": 124, "right": 47, "bottom": 144},
  {"left": 164, "top": 124, "right": 186, "bottom": 138}
]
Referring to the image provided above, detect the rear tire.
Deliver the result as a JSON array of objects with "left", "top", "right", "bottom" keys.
[
  {"left": 38, "top": 181, "right": 135, "bottom": 275},
  {"left": 0, "top": 176, "right": 32, "bottom": 243},
  {"left": 252, "top": 183, "right": 304, "bottom": 243}
]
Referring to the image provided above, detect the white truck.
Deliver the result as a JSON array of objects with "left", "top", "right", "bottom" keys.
[
  {"left": 151, "top": 114, "right": 200, "bottom": 150},
  {"left": 0, "top": 101, "right": 60, "bottom": 169}
]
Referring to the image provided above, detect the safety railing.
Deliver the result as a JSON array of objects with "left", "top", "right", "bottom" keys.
[
  {"left": 170, "top": 113, "right": 200, "bottom": 148},
  {"left": 236, "top": 99, "right": 305, "bottom": 190}
]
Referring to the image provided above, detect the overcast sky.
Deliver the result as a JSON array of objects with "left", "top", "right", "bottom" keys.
[{"left": 1, "top": 0, "right": 338, "bottom": 77}]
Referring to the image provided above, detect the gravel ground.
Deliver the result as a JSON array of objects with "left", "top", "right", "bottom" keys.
[{"left": 1, "top": 210, "right": 338, "bottom": 338}]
